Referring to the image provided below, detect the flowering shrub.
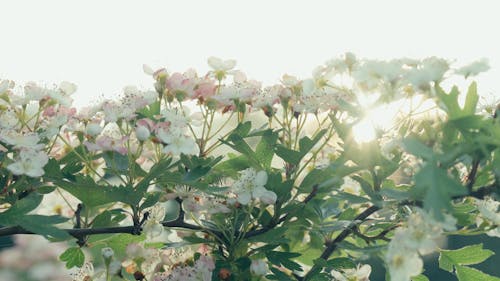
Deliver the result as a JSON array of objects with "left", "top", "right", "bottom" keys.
[{"left": 0, "top": 54, "right": 499, "bottom": 281}]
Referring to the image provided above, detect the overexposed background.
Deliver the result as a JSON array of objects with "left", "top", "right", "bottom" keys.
[{"left": 1, "top": 0, "right": 499, "bottom": 107}]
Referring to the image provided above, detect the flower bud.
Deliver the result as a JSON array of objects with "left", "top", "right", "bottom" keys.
[
  {"left": 250, "top": 260, "right": 269, "bottom": 276},
  {"left": 135, "top": 125, "right": 150, "bottom": 141},
  {"left": 86, "top": 123, "right": 102, "bottom": 137},
  {"left": 102, "top": 247, "right": 114, "bottom": 259},
  {"left": 101, "top": 247, "right": 114, "bottom": 267}
]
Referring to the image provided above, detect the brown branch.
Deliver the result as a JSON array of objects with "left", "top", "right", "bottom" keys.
[
  {"left": 466, "top": 159, "right": 480, "bottom": 192},
  {"left": 244, "top": 184, "right": 319, "bottom": 239},
  {"left": 300, "top": 205, "right": 380, "bottom": 281},
  {"left": 352, "top": 224, "right": 398, "bottom": 243}
]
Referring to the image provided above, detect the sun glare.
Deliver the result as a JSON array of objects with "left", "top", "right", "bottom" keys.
[
  {"left": 351, "top": 95, "right": 436, "bottom": 143},
  {"left": 352, "top": 118, "right": 377, "bottom": 143}
]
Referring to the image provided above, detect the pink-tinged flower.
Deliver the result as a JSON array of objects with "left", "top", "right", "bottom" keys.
[
  {"left": 212, "top": 81, "right": 260, "bottom": 108},
  {"left": 43, "top": 106, "right": 57, "bottom": 117},
  {"left": 7, "top": 149, "right": 49, "bottom": 177},
  {"left": 102, "top": 100, "right": 127, "bottom": 122},
  {"left": 84, "top": 135, "right": 128, "bottom": 155},
  {"left": 166, "top": 73, "right": 196, "bottom": 99},
  {"left": 193, "top": 79, "right": 216, "bottom": 100},
  {"left": 122, "top": 85, "right": 157, "bottom": 109},
  {"left": 76, "top": 105, "right": 101, "bottom": 120}
]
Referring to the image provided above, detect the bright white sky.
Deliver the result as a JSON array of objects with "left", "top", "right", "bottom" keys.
[{"left": 1, "top": 0, "right": 499, "bottom": 107}]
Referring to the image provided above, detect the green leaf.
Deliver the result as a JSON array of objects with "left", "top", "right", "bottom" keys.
[
  {"left": 255, "top": 129, "right": 278, "bottom": 169},
  {"left": 439, "top": 244, "right": 494, "bottom": 272},
  {"left": 140, "top": 192, "right": 161, "bottom": 210},
  {"left": 266, "top": 251, "right": 302, "bottom": 272},
  {"left": 59, "top": 247, "right": 85, "bottom": 269},
  {"left": 275, "top": 145, "right": 303, "bottom": 164},
  {"left": 267, "top": 267, "right": 295, "bottom": 281},
  {"left": 234, "top": 121, "right": 252, "bottom": 136},
  {"left": 135, "top": 157, "right": 173, "bottom": 194},
  {"left": 137, "top": 100, "right": 160, "bottom": 119},
  {"left": 221, "top": 134, "right": 261, "bottom": 168},
  {"left": 0, "top": 193, "right": 43, "bottom": 225},
  {"left": 183, "top": 165, "right": 211, "bottom": 182},
  {"left": 435, "top": 85, "right": 462, "bottom": 119},
  {"left": 275, "top": 130, "right": 327, "bottom": 165},
  {"left": 92, "top": 211, "right": 113, "bottom": 228},
  {"left": 463, "top": 82, "right": 479, "bottom": 115},
  {"left": 412, "top": 275, "right": 430, "bottom": 281},
  {"left": 37, "top": 185, "right": 56, "bottom": 194},
  {"left": 402, "top": 138, "right": 435, "bottom": 161},
  {"left": 299, "top": 129, "right": 327, "bottom": 155},
  {"left": 435, "top": 83, "right": 479, "bottom": 120},
  {"left": 104, "top": 233, "right": 145, "bottom": 257},
  {"left": 456, "top": 265, "right": 500, "bottom": 281},
  {"left": 56, "top": 175, "right": 123, "bottom": 207},
  {"left": 44, "top": 158, "right": 63, "bottom": 179},
  {"left": 412, "top": 163, "right": 467, "bottom": 219},
  {"left": 246, "top": 227, "right": 289, "bottom": 244},
  {"left": 103, "top": 151, "right": 129, "bottom": 173},
  {"left": 266, "top": 172, "right": 294, "bottom": 203},
  {"left": 326, "top": 257, "right": 356, "bottom": 270},
  {"left": 19, "top": 215, "right": 70, "bottom": 239}
]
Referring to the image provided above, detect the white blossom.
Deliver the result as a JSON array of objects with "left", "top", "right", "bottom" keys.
[
  {"left": 143, "top": 204, "right": 167, "bottom": 239},
  {"left": 385, "top": 246, "right": 423, "bottom": 281},
  {"left": 1, "top": 131, "right": 44, "bottom": 150},
  {"left": 7, "top": 149, "right": 49, "bottom": 177},
  {"left": 232, "top": 168, "right": 276, "bottom": 205},
  {"left": 331, "top": 264, "right": 371, "bottom": 281},
  {"left": 208, "top": 56, "right": 236, "bottom": 72},
  {"left": 456, "top": 58, "right": 490, "bottom": 78}
]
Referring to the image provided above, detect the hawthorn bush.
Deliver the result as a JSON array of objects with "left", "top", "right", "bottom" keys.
[{"left": 0, "top": 54, "right": 499, "bottom": 281}]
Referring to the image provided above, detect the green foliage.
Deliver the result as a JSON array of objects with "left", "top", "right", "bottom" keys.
[
  {"left": 59, "top": 246, "right": 85, "bottom": 269},
  {"left": 439, "top": 244, "right": 499, "bottom": 280},
  {"left": 412, "top": 163, "right": 467, "bottom": 219},
  {"left": 439, "top": 244, "right": 494, "bottom": 272},
  {"left": 455, "top": 265, "right": 500, "bottom": 281}
]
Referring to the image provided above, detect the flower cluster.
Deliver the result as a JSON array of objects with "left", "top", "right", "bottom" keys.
[
  {"left": 153, "top": 255, "right": 214, "bottom": 281},
  {"left": 385, "top": 208, "right": 456, "bottom": 281},
  {"left": 475, "top": 197, "right": 500, "bottom": 237},
  {"left": 0, "top": 54, "right": 496, "bottom": 281},
  {"left": 0, "top": 81, "right": 78, "bottom": 177}
]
